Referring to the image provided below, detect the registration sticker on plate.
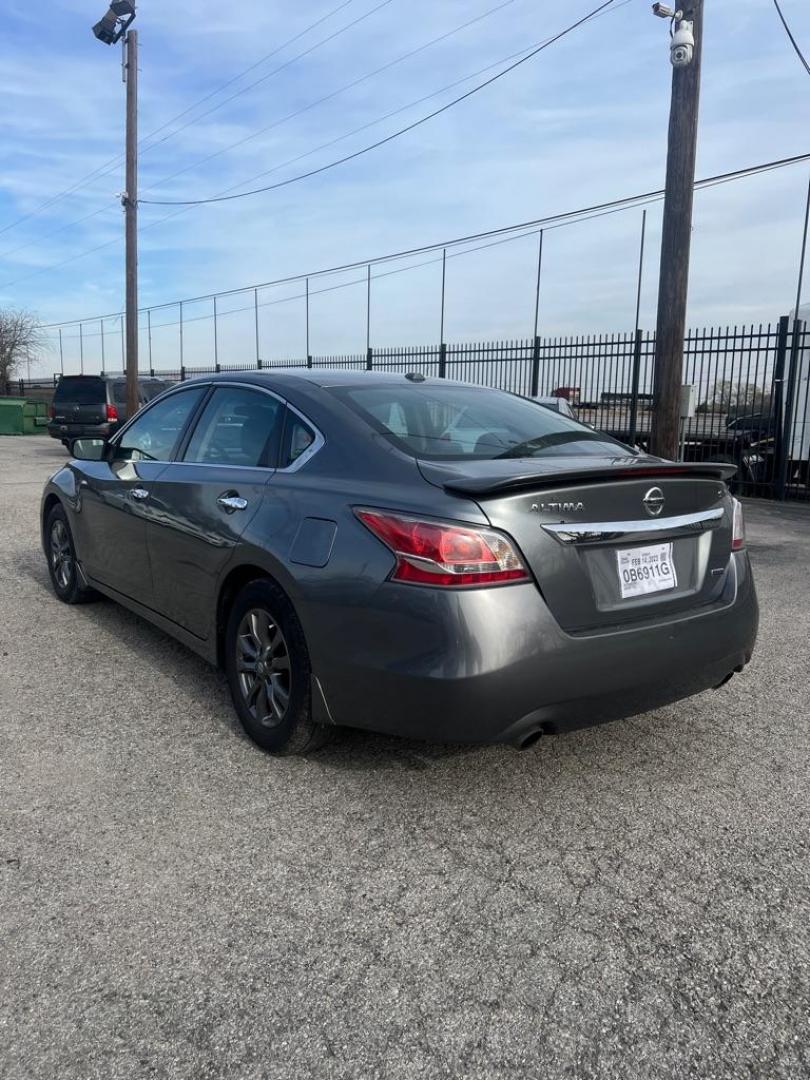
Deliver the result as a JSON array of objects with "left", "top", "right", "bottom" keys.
[{"left": 616, "top": 542, "right": 677, "bottom": 599}]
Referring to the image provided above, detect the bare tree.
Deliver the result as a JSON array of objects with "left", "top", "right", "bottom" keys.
[
  {"left": 0, "top": 309, "right": 47, "bottom": 394},
  {"left": 697, "top": 380, "right": 772, "bottom": 416}
]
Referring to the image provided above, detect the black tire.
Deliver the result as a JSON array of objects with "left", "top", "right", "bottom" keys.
[
  {"left": 224, "top": 579, "right": 330, "bottom": 756},
  {"left": 45, "top": 505, "right": 98, "bottom": 605}
]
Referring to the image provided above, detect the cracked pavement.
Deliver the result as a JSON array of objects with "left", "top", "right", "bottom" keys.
[{"left": 1, "top": 436, "right": 809, "bottom": 1080}]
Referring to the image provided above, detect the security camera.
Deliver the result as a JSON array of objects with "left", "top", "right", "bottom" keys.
[
  {"left": 671, "top": 18, "right": 695, "bottom": 66},
  {"left": 652, "top": 3, "right": 681, "bottom": 17}
]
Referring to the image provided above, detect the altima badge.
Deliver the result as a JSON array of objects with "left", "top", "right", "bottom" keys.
[{"left": 530, "top": 501, "right": 585, "bottom": 514}]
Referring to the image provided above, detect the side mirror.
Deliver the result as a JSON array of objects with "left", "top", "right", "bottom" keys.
[{"left": 72, "top": 438, "right": 108, "bottom": 461}]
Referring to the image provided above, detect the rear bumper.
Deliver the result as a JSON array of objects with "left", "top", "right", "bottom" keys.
[
  {"left": 47, "top": 422, "right": 113, "bottom": 442},
  {"left": 310, "top": 552, "right": 758, "bottom": 746}
]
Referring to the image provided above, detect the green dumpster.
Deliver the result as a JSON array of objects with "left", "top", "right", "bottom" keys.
[{"left": 0, "top": 398, "right": 44, "bottom": 435}]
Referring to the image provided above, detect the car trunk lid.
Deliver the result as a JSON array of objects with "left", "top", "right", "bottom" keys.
[{"left": 419, "top": 456, "right": 736, "bottom": 632}]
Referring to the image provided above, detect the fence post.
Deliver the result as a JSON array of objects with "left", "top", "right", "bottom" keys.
[
  {"left": 772, "top": 315, "right": 791, "bottom": 499},
  {"left": 776, "top": 318, "right": 805, "bottom": 500},
  {"left": 214, "top": 297, "right": 220, "bottom": 373},
  {"left": 628, "top": 328, "right": 644, "bottom": 445},
  {"left": 366, "top": 347, "right": 373, "bottom": 372},
  {"left": 530, "top": 336, "right": 541, "bottom": 397},
  {"left": 254, "top": 288, "right": 261, "bottom": 369},
  {"left": 307, "top": 355, "right": 313, "bottom": 369},
  {"left": 438, "top": 343, "right": 447, "bottom": 379}
]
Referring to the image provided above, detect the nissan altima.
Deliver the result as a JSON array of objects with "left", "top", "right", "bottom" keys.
[{"left": 41, "top": 370, "right": 758, "bottom": 755}]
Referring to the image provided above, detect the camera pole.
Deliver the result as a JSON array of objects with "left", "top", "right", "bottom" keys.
[
  {"left": 123, "top": 27, "right": 139, "bottom": 420},
  {"left": 650, "top": 0, "right": 704, "bottom": 460}
]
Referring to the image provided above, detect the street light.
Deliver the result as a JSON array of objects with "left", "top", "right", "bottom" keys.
[
  {"left": 91, "top": 1, "right": 140, "bottom": 419},
  {"left": 92, "top": 1, "right": 136, "bottom": 46}
]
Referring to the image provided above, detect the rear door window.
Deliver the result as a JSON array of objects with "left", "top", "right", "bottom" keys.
[{"left": 183, "top": 387, "right": 284, "bottom": 468}]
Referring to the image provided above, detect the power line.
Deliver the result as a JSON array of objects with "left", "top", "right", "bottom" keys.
[
  {"left": 135, "top": 25, "right": 559, "bottom": 233},
  {"left": 0, "top": 204, "right": 116, "bottom": 263},
  {"left": 141, "top": 0, "right": 619, "bottom": 207},
  {"left": 0, "top": 4, "right": 630, "bottom": 289},
  {"left": 135, "top": 0, "right": 397, "bottom": 159},
  {"left": 138, "top": 0, "right": 520, "bottom": 196},
  {"left": 0, "top": 33, "right": 550, "bottom": 290},
  {"left": 36, "top": 151, "right": 810, "bottom": 330},
  {"left": 0, "top": 0, "right": 363, "bottom": 239},
  {"left": 137, "top": 0, "right": 356, "bottom": 150},
  {"left": 772, "top": 0, "right": 810, "bottom": 76}
]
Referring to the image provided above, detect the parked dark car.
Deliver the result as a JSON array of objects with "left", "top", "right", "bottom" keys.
[
  {"left": 47, "top": 374, "right": 172, "bottom": 452},
  {"left": 41, "top": 370, "right": 758, "bottom": 756}
]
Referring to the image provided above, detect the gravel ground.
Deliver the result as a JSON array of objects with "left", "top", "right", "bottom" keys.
[{"left": 1, "top": 436, "right": 809, "bottom": 1080}]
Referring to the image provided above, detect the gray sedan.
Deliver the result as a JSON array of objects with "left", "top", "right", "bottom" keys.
[{"left": 41, "top": 370, "right": 758, "bottom": 755}]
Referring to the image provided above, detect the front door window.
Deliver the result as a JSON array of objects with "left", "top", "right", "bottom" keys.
[{"left": 115, "top": 388, "right": 205, "bottom": 462}]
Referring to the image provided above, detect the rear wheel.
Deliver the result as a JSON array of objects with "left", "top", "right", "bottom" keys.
[
  {"left": 45, "top": 505, "right": 97, "bottom": 604},
  {"left": 224, "top": 579, "right": 329, "bottom": 756}
]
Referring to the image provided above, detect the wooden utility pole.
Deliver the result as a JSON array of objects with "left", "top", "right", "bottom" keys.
[
  {"left": 650, "top": 0, "right": 704, "bottom": 460},
  {"left": 124, "top": 28, "right": 139, "bottom": 419}
]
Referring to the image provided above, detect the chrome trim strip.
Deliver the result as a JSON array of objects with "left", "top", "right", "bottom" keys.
[
  {"left": 110, "top": 379, "right": 325, "bottom": 473},
  {"left": 542, "top": 507, "right": 725, "bottom": 545}
]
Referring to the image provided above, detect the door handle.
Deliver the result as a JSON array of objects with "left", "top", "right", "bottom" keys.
[
  {"left": 130, "top": 488, "right": 150, "bottom": 501},
  {"left": 217, "top": 493, "right": 249, "bottom": 514}
]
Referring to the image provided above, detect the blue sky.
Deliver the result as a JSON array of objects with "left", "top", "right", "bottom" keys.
[{"left": 0, "top": 0, "right": 808, "bottom": 372}]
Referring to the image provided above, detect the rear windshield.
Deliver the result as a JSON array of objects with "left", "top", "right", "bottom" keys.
[
  {"left": 53, "top": 376, "right": 106, "bottom": 405},
  {"left": 331, "top": 383, "right": 631, "bottom": 461}
]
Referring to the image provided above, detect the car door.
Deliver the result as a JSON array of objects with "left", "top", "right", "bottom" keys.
[
  {"left": 74, "top": 387, "right": 207, "bottom": 605},
  {"left": 145, "top": 385, "right": 285, "bottom": 639}
]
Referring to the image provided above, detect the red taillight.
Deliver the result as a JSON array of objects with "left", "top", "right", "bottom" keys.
[
  {"left": 355, "top": 509, "right": 530, "bottom": 588},
  {"left": 731, "top": 498, "right": 745, "bottom": 551},
  {"left": 106, "top": 403, "right": 119, "bottom": 421},
  {"left": 48, "top": 405, "right": 55, "bottom": 419}
]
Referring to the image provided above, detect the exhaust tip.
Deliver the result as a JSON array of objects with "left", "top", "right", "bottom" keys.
[
  {"left": 517, "top": 729, "right": 543, "bottom": 751},
  {"left": 714, "top": 664, "right": 744, "bottom": 690}
]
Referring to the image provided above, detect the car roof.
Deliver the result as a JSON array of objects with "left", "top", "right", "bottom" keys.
[{"left": 192, "top": 368, "right": 498, "bottom": 391}]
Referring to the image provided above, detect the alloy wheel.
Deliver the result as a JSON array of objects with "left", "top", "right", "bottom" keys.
[
  {"left": 236, "top": 609, "right": 292, "bottom": 728},
  {"left": 50, "top": 520, "right": 74, "bottom": 591}
]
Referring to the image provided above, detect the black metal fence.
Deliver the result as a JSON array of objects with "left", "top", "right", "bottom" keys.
[{"left": 8, "top": 316, "right": 809, "bottom": 501}]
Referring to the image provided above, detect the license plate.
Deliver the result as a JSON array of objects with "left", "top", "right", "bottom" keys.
[{"left": 616, "top": 542, "right": 677, "bottom": 599}]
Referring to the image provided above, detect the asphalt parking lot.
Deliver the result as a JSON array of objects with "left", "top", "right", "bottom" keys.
[{"left": 1, "top": 435, "right": 809, "bottom": 1080}]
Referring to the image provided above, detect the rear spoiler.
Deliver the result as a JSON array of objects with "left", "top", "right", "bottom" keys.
[{"left": 442, "top": 461, "right": 737, "bottom": 497}]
